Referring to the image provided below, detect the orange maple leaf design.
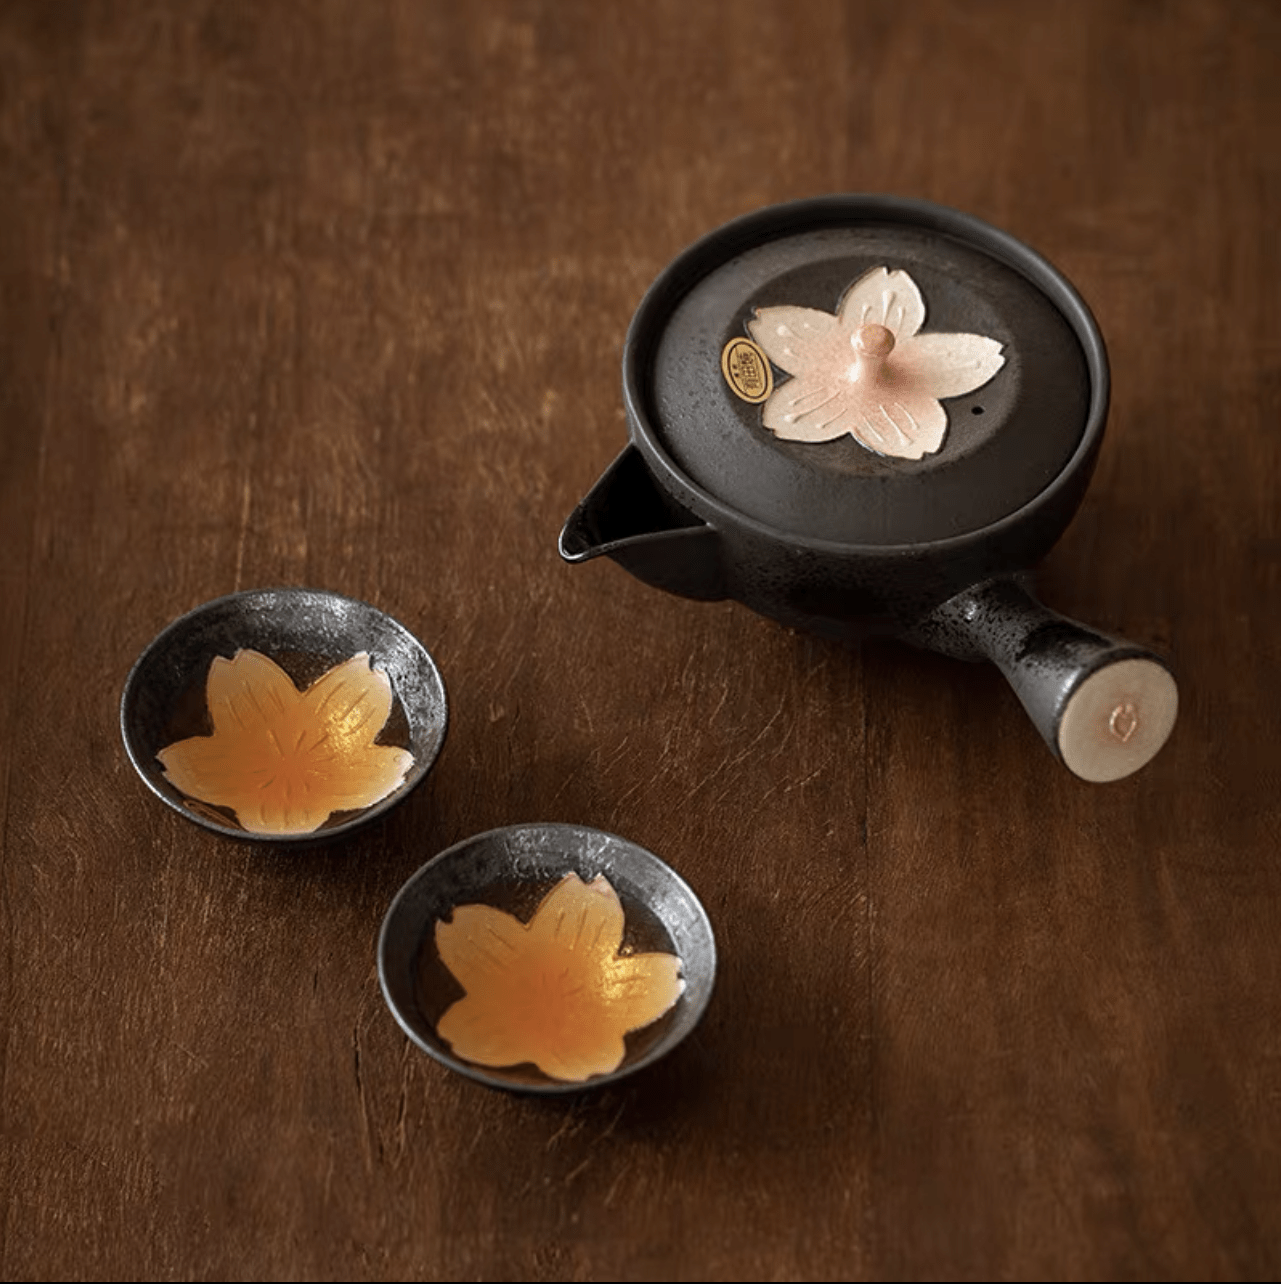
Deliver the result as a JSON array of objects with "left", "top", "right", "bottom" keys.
[
  {"left": 435, "top": 873, "right": 684, "bottom": 1082},
  {"left": 156, "top": 649, "right": 414, "bottom": 835}
]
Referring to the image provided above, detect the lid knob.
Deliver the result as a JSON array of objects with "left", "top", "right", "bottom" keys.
[{"left": 849, "top": 323, "right": 895, "bottom": 384}]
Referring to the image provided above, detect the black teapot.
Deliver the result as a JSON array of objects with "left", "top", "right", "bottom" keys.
[{"left": 560, "top": 196, "right": 1177, "bottom": 782}]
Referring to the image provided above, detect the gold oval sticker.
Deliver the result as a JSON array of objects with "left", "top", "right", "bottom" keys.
[{"left": 721, "top": 337, "right": 773, "bottom": 404}]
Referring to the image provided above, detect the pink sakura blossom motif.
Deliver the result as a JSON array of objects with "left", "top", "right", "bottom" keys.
[{"left": 746, "top": 267, "right": 1005, "bottom": 460}]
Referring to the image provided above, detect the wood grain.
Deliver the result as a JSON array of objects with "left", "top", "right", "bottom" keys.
[{"left": 0, "top": 1, "right": 1277, "bottom": 1279}]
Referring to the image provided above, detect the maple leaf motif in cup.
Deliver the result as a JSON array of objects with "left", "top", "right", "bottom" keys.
[
  {"left": 746, "top": 266, "right": 1005, "bottom": 460},
  {"left": 435, "top": 872, "right": 685, "bottom": 1082},
  {"left": 157, "top": 649, "right": 414, "bottom": 835}
]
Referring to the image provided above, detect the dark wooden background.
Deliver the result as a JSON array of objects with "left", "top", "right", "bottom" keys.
[{"left": 1, "top": 1, "right": 1277, "bottom": 1279}]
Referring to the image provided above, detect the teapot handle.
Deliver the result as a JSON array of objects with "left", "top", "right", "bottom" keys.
[{"left": 912, "top": 577, "right": 1178, "bottom": 782}]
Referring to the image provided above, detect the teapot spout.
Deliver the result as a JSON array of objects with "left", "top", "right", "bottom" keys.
[{"left": 559, "top": 446, "right": 726, "bottom": 602}]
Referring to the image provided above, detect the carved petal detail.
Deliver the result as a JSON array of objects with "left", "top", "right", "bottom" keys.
[
  {"left": 836, "top": 267, "right": 927, "bottom": 341},
  {"left": 902, "top": 332, "right": 1006, "bottom": 399},
  {"left": 749, "top": 306, "right": 838, "bottom": 376}
]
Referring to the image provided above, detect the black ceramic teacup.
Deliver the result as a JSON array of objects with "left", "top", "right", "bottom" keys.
[{"left": 121, "top": 587, "right": 448, "bottom": 841}]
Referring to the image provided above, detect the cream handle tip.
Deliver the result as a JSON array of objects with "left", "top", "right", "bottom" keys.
[{"left": 1058, "top": 658, "right": 1178, "bottom": 783}]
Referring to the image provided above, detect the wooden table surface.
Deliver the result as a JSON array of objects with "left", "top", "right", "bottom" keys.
[{"left": 1, "top": 2, "right": 1277, "bottom": 1279}]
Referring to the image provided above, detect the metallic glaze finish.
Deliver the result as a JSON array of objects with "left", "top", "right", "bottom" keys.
[
  {"left": 377, "top": 823, "right": 717, "bottom": 1094},
  {"left": 120, "top": 587, "right": 448, "bottom": 844}
]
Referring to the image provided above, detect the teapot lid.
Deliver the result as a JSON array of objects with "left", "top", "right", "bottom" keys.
[{"left": 626, "top": 197, "right": 1105, "bottom": 546}]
